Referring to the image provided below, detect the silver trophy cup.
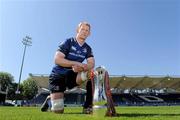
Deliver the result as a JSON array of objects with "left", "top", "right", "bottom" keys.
[{"left": 93, "top": 66, "right": 107, "bottom": 109}]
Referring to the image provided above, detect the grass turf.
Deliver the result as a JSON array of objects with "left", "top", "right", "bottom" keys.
[{"left": 0, "top": 106, "right": 180, "bottom": 120}]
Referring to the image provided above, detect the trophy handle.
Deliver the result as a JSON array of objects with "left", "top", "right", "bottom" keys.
[{"left": 104, "top": 71, "right": 117, "bottom": 116}]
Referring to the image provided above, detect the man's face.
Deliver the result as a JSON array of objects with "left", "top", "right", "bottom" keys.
[{"left": 77, "top": 24, "right": 90, "bottom": 40}]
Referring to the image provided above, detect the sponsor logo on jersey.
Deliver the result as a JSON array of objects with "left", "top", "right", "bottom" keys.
[
  {"left": 69, "top": 52, "right": 85, "bottom": 59},
  {"left": 71, "top": 46, "right": 76, "bottom": 51},
  {"left": 83, "top": 48, "right": 87, "bottom": 53}
]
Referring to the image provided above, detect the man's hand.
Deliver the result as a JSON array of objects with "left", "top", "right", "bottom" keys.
[
  {"left": 82, "top": 64, "right": 88, "bottom": 71},
  {"left": 72, "top": 64, "right": 88, "bottom": 73},
  {"left": 72, "top": 65, "right": 83, "bottom": 73}
]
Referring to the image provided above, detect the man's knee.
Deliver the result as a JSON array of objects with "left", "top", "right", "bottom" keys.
[
  {"left": 51, "top": 99, "right": 64, "bottom": 113},
  {"left": 76, "top": 71, "right": 94, "bottom": 85}
]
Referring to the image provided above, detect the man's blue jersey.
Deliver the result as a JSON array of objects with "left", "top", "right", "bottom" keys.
[{"left": 51, "top": 37, "right": 93, "bottom": 75}]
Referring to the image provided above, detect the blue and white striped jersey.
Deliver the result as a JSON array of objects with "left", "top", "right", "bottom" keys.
[{"left": 51, "top": 37, "right": 93, "bottom": 74}]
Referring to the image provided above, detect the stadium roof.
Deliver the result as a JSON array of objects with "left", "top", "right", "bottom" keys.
[{"left": 30, "top": 74, "right": 180, "bottom": 93}]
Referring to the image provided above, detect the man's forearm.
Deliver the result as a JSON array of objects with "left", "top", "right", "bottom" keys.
[
  {"left": 55, "top": 58, "right": 79, "bottom": 68},
  {"left": 87, "top": 57, "right": 95, "bottom": 70},
  {"left": 54, "top": 51, "right": 81, "bottom": 68},
  {"left": 87, "top": 63, "right": 94, "bottom": 70}
]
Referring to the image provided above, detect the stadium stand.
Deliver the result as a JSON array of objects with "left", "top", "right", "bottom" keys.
[{"left": 30, "top": 74, "right": 180, "bottom": 106}]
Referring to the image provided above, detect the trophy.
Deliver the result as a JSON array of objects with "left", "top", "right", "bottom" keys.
[{"left": 92, "top": 66, "right": 116, "bottom": 116}]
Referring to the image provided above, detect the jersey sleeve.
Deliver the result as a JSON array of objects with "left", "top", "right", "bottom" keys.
[
  {"left": 57, "top": 38, "right": 71, "bottom": 56},
  {"left": 86, "top": 46, "right": 94, "bottom": 59}
]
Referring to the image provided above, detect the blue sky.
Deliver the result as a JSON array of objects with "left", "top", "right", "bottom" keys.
[{"left": 0, "top": 0, "right": 180, "bottom": 83}]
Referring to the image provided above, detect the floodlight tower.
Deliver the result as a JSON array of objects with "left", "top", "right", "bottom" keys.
[{"left": 16, "top": 36, "right": 32, "bottom": 94}]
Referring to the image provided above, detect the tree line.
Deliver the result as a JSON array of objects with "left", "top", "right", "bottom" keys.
[{"left": 0, "top": 72, "right": 38, "bottom": 100}]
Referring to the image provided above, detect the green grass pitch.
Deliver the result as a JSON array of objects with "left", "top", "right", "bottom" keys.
[{"left": 0, "top": 106, "right": 180, "bottom": 120}]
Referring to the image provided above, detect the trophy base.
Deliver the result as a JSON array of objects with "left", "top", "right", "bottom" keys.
[{"left": 93, "top": 105, "right": 106, "bottom": 109}]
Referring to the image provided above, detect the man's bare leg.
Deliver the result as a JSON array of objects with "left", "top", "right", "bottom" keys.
[
  {"left": 50, "top": 92, "right": 64, "bottom": 114},
  {"left": 76, "top": 71, "right": 93, "bottom": 114}
]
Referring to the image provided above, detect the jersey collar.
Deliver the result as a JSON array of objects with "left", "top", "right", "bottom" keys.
[{"left": 74, "top": 37, "right": 85, "bottom": 47}]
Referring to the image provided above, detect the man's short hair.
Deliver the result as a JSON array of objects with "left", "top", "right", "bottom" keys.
[{"left": 78, "top": 21, "right": 91, "bottom": 31}]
